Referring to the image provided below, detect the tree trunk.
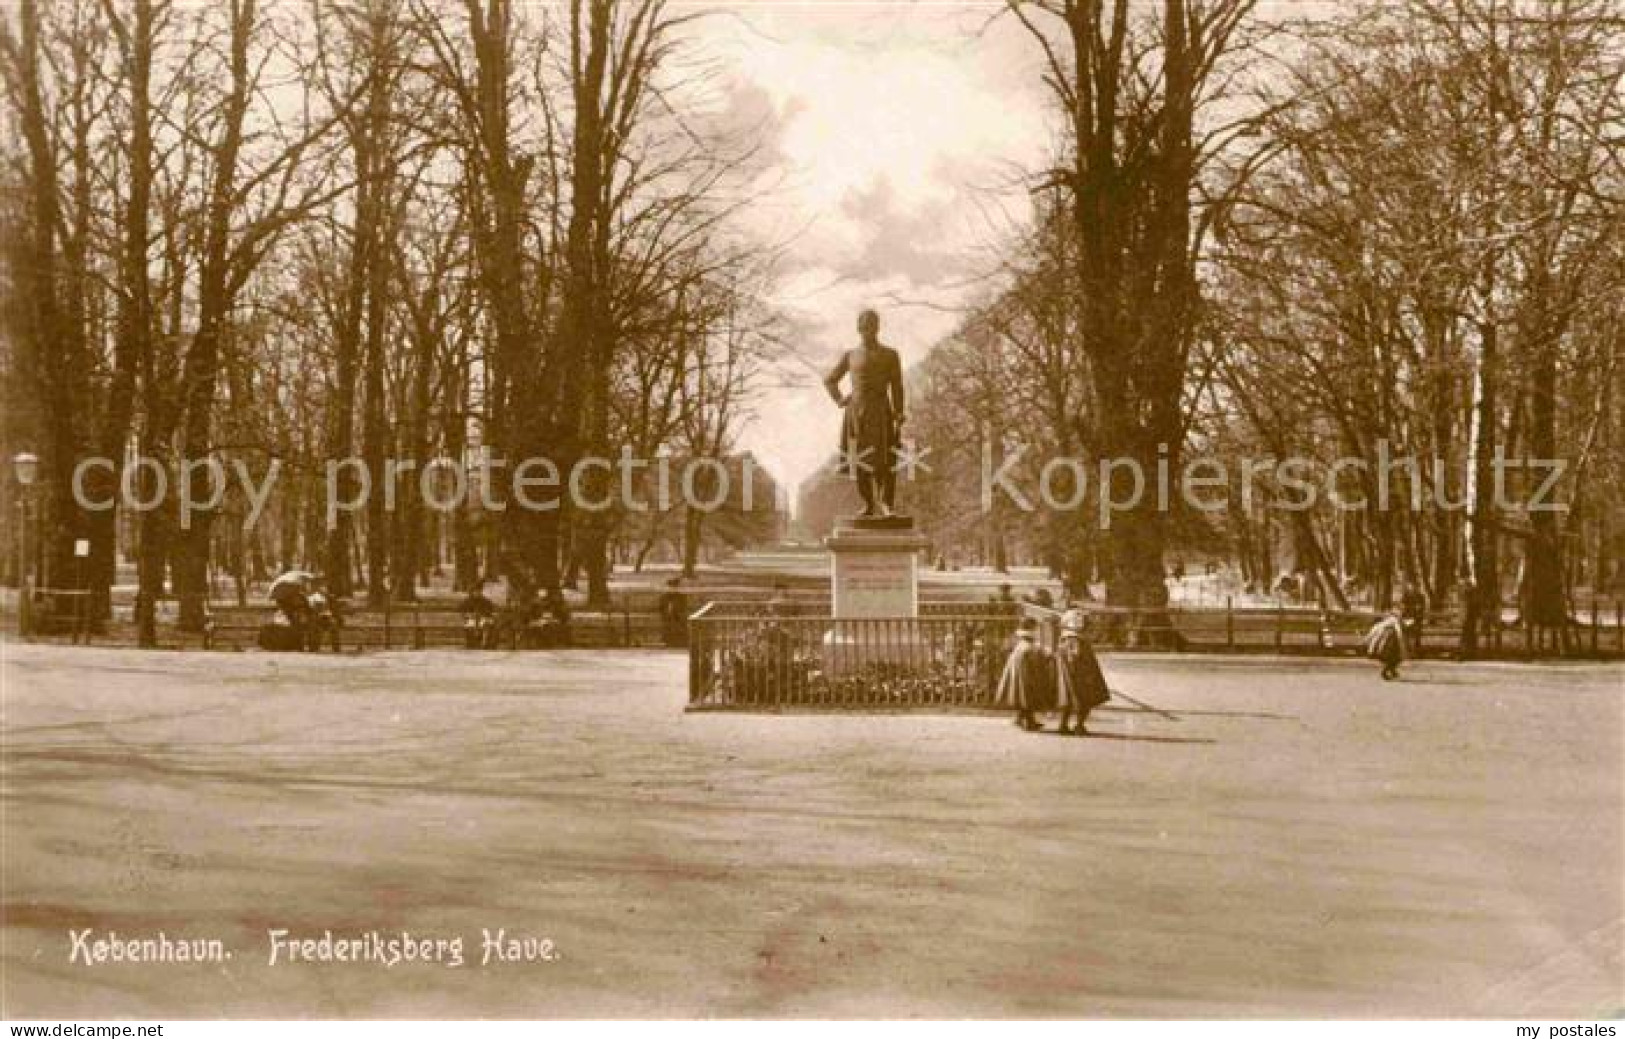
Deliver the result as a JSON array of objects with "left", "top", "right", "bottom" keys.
[
  {"left": 1461, "top": 319, "right": 1500, "bottom": 657},
  {"left": 89, "top": 0, "right": 158, "bottom": 624},
  {"left": 172, "top": 0, "right": 254, "bottom": 631},
  {"left": 11, "top": 0, "right": 92, "bottom": 598},
  {"left": 1521, "top": 315, "right": 1569, "bottom": 649},
  {"left": 681, "top": 507, "right": 703, "bottom": 578}
]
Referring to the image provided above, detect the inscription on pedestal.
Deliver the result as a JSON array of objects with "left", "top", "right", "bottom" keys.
[
  {"left": 826, "top": 528, "right": 927, "bottom": 620},
  {"left": 823, "top": 529, "right": 929, "bottom": 674},
  {"left": 834, "top": 550, "right": 916, "bottom": 618}
]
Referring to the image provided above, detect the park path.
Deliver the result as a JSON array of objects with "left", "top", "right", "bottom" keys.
[{"left": 1, "top": 642, "right": 1620, "bottom": 1017}]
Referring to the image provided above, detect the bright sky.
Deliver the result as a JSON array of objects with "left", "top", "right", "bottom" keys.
[{"left": 691, "top": 3, "right": 1055, "bottom": 501}]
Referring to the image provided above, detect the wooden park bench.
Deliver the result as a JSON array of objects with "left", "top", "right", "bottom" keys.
[{"left": 26, "top": 588, "right": 95, "bottom": 642}]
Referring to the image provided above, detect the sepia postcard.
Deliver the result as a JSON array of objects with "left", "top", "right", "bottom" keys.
[{"left": 1, "top": 0, "right": 1621, "bottom": 1026}]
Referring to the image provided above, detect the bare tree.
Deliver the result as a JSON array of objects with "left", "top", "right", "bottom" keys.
[{"left": 1007, "top": 0, "right": 1257, "bottom": 625}]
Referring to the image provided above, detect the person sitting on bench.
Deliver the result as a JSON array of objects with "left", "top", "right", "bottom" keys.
[
  {"left": 267, "top": 570, "right": 317, "bottom": 648},
  {"left": 461, "top": 583, "right": 498, "bottom": 648},
  {"left": 304, "top": 590, "right": 342, "bottom": 652},
  {"left": 535, "top": 591, "right": 572, "bottom": 648}
]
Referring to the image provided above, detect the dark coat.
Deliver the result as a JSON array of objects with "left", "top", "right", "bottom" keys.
[
  {"left": 995, "top": 635, "right": 1054, "bottom": 711},
  {"left": 1365, "top": 616, "right": 1407, "bottom": 666},
  {"left": 461, "top": 591, "right": 496, "bottom": 619},
  {"left": 1056, "top": 635, "right": 1110, "bottom": 711}
]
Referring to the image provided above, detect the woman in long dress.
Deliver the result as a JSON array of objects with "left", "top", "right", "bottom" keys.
[{"left": 995, "top": 618, "right": 1054, "bottom": 731}]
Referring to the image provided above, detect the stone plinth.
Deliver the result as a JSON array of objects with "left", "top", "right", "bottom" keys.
[{"left": 822, "top": 520, "right": 929, "bottom": 675}]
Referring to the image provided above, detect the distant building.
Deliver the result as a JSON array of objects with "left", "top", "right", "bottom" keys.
[
  {"left": 610, "top": 450, "right": 788, "bottom": 567},
  {"left": 723, "top": 451, "right": 789, "bottom": 547},
  {"left": 795, "top": 457, "right": 863, "bottom": 542}
]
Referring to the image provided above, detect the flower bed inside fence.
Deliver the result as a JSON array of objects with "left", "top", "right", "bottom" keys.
[{"left": 687, "top": 607, "right": 1020, "bottom": 709}]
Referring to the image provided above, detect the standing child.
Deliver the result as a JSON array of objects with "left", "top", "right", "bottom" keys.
[
  {"left": 1365, "top": 609, "right": 1408, "bottom": 681},
  {"left": 1055, "top": 608, "right": 1111, "bottom": 735},
  {"left": 658, "top": 578, "right": 688, "bottom": 647},
  {"left": 995, "top": 617, "right": 1054, "bottom": 731}
]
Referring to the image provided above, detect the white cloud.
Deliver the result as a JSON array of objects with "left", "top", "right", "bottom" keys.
[{"left": 693, "top": 4, "right": 1050, "bottom": 499}]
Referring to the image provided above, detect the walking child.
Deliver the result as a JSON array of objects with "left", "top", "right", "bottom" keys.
[
  {"left": 995, "top": 617, "right": 1054, "bottom": 732},
  {"left": 1055, "top": 607, "right": 1111, "bottom": 735},
  {"left": 1365, "top": 609, "right": 1408, "bottom": 681}
]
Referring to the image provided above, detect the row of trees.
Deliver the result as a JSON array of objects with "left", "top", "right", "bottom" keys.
[
  {"left": 909, "top": 0, "right": 1261, "bottom": 618},
  {"left": 1, "top": 0, "right": 782, "bottom": 641},
  {"left": 906, "top": 0, "right": 1623, "bottom": 652}
]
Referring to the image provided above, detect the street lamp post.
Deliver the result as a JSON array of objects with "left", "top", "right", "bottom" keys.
[{"left": 14, "top": 452, "right": 38, "bottom": 637}]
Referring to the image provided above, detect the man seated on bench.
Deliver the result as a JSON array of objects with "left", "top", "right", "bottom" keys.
[
  {"left": 533, "top": 591, "right": 572, "bottom": 648},
  {"left": 305, "top": 590, "right": 342, "bottom": 652},
  {"left": 266, "top": 569, "right": 317, "bottom": 651},
  {"left": 461, "top": 582, "right": 498, "bottom": 648}
]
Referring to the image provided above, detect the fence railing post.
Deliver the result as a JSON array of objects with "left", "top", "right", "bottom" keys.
[
  {"left": 698, "top": 620, "right": 705, "bottom": 703},
  {"left": 1226, "top": 596, "right": 1234, "bottom": 650},
  {"left": 687, "top": 603, "right": 716, "bottom": 706},
  {"left": 1592, "top": 596, "right": 1600, "bottom": 655},
  {"left": 383, "top": 600, "right": 391, "bottom": 650},
  {"left": 413, "top": 605, "right": 424, "bottom": 650},
  {"left": 1275, "top": 603, "right": 1283, "bottom": 651}
]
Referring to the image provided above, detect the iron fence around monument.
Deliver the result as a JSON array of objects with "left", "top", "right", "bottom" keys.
[{"left": 686, "top": 604, "right": 1024, "bottom": 709}]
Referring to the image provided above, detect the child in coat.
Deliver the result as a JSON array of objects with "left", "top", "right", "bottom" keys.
[
  {"left": 995, "top": 617, "right": 1054, "bottom": 731},
  {"left": 1055, "top": 609, "right": 1112, "bottom": 735},
  {"left": 1365, "top": 609, "right": 1408, "bottom": 681}
]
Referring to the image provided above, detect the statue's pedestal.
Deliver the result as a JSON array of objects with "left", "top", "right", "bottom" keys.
[{"left": 822, "top": 519, "right": 929, "bottom": 676}]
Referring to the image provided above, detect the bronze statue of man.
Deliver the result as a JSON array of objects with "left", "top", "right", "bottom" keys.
[{"left": 824, "top": 308, "right": 905, "bottom": 518}]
